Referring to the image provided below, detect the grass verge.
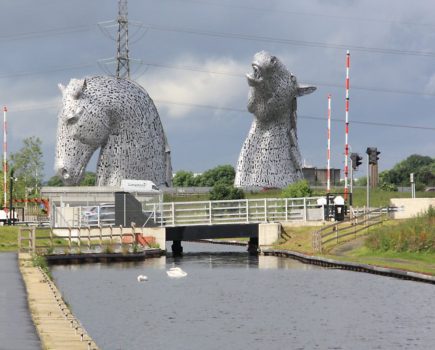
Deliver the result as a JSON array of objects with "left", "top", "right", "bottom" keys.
[
  {"left": 324, "top": 246, "right": 435, "bottom": 275},
  {"left": 273, "top": 216, "right": 435, "bottom": 275},
  {"left": 0, "top": 227, "right": 65, "bottom": 252}
]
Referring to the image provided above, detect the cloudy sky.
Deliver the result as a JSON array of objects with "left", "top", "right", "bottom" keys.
[{"left": 1, "top": 0, "right": 435, "bottom": 180}]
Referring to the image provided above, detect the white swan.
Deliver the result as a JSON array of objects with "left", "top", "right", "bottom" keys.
[
  {"left": 166, "top": 267, "right": 187, "bottom": 278},
  {"left": 137, "top": 275, "right": 148, "bottom": 282}
]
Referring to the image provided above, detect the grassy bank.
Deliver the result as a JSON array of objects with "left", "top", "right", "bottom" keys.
[
  {"left": 328, "top": 246, "right": 435, "bottom": 275},
  {"left": 0, "top": 227, "right": 60, "bottom": 252},
  {"left": 0, "top": 226, "right": 24, "bottom": 251},
  {"left": 335, "top": 207, "right": 435, "bottom": 275},
  {"left": 365, "top": 206, "right": 435, "bottom": 253},
  {"left": 274, "top": 210, "right": 435, "bottom": 275}
]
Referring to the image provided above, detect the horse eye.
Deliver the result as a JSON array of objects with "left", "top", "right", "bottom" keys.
[{"left": 67, "top": 115, "right": 79, "bottom": 125}]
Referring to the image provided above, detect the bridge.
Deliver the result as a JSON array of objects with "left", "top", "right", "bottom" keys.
[{"left": 49, "top": 195, "right": 325, "bottom": 254}]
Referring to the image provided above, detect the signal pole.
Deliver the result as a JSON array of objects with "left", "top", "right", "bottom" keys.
[
  {"left": 366, "top": 152, "right": 370, "bottom": 210},
  {"left": 327, "top": 94, "right": 331, "bottom": 193},
  {"left": 366, "top": 147, "right": 381, "bottom": 209}
]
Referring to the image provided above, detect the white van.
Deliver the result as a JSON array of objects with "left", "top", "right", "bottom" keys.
[{"left": 120, "top": 179, "right": 160, "bottom": 193}]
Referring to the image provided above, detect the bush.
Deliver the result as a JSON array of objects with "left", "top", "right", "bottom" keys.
[
  {"left": 365, "top": 206, "right": 435, "bottom": 253},
  {"left": 281, "top": 180, "right": 312, "bottom": 198},
  {"left": 379, "top": 182, "right": 398, "bottom": 192},
  {"left": 197, "top": 165, "right": 235, "bottom": 187},
  {"left": 209, "top": 184, "right": 245, "bottom": 200}
]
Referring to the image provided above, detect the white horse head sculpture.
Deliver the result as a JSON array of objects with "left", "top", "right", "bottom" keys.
[{"left": 55, "top": 76, "right": 172, "bottom": 187}]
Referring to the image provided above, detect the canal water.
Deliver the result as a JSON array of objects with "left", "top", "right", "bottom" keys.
[{"left": 51, "top": 243, "right": 435, "bottom": 350}]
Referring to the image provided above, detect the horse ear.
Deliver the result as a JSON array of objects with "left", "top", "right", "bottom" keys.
[
  {"left": 72, "top": 79, "right": 87, "bottom": 100},
  {"left": 297, "top": 85, "right": 316, "bottom": 97},
  {"left": 58, "top": 83, "right": 66, "bottom": 95}
]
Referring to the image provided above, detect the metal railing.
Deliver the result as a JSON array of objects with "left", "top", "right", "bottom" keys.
[
  {"left": 144, "top": 197, "right": 324, "bottom": 227},
  {"left": 312, "top": 207, "right": 391, "bottom": 253},
  {"left": 52, "top": 197, "right": 324, "bottom": 227},
  {"left": 19, "top": 224, "right": 155, "bottom": 255},
  {"left": 50, "top": 197, "right": 325, "bottom": 228}
]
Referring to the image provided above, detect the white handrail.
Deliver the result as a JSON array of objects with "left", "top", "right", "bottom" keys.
[{"left": 52, "top": 196, "right": 324, "bottom": 228}]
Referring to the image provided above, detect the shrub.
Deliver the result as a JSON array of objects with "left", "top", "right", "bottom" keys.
[
  {"left": 281, "top": 180, "right": 312, "bottom": 198},
  {"left": 379, "top": 182, "right": 398, "bottom": 192},
  {"left": 209, "top": 184, "right": 245, "bottom": 200},
  {"left": 365, "top": 207, "right": 435, "bottom": 253}
]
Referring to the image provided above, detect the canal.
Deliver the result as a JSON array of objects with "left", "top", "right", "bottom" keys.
[{"left": 51, "top": 243, "right": 435, "bottom": 350}]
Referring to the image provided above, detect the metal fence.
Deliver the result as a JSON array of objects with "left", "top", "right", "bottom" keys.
[
  {"left": 144, "top": 197, "right": 324, "bottom": 227},
  {"left": 18, "top": 224, "right": 155, "bottom": 255},
  {"left": 312, "top": 207, "right": 391, "bottom": 253},
  {"left": 50, "top": 197, "right": 325, "bottom": 228}
]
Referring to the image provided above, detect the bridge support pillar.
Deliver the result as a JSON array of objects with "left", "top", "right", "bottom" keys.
[
  {"left": 248, "top": 237, "right": 258, "bottom": 255},
  {"left": 258, "top": 223, "right": 281, "bottom": 251},
  {"left": 171, "top": 240, "right": 183, "bottom": 256}
]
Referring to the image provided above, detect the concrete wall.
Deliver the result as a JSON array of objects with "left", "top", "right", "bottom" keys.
[
  {"left": 143, "top": 227, "right": 166, "bottom": 250},
  {"left": 258, "top": 223, "right": 281, "bottom": 247},
  {"left": 390, "top": 198, "right": 435, "bottom": 219},
  {"left": 302, "top": 167, "right": 340, "bottom": 186}
]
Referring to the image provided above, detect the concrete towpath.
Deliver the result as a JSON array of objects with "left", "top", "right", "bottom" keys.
[
  {"left": 19, "top": 253, "right": 99, "bottom": 350},
  {"left": 0, "top": 252, "right": 41, "bottom": 350}
]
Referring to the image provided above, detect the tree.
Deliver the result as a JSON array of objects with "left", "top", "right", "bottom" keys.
[
  {"left": 355, "top": 176, "right": 367, "bottom": 186},
  {"left": 209, "top": 183, "right": 245, "bottom": 200},
  {"left": 173, "top": 170, "right": 197, "bottom": 187},
  {"left": 380, "top": 154, "right": 435, "bottom": 188},
  {"left": 9, "top": 136, "right": 44, "bottom": 198},
  {"left": 281, "top": 180, "right": 312, "bottom": 198},
  {"left": 196, "top": 165, "right": 235, "bottom": 187},
  {"left": 47, "top": 175, "right": 64, "bottom": 187}
]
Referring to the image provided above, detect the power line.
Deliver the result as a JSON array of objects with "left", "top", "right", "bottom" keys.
[
  {"left": 160, "top": 0, "right": 435, "bottom": 28},
  {"left": 0, "top": 25, "right": 93, "bottom": 42},
  {"left": 139, "top": 61, "right": 435, "bottom": 97},
  {"left": 1, "top": 59, "right": 434, "bottom": 99},
  {"left": 140, "top": 100, "right": 435, "bottom": 131},
  {"left": 2, "top": 20, "right": 435, "bottom": 59},
  {"left": 10, "top": 99, "right": 435, "bottom": 131},
  {"left": 0, "top": 63, "right": 95, "bottom": 80},
  {"left": 0, "top": 57, "right": 434, "bottom": 98},
  {"left": 145, "top": 23, "right": 435, "bottom": 58}
]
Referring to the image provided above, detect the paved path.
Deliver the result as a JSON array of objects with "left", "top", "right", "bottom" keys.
[
  {"left": 19, "top": 253, "right": 99, "bottom": 350},
  {"left": 0, "top": 252, "right": 41, "bottom": 350}
]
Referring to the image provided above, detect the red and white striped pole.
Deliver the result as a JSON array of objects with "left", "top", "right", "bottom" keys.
[
  {"left": 3, "top": 106, "right": 7, "bottom": 211},
  {"left": 344, "top": 50, "right": 350, "bottom": 201},
  {"left": 327, "top": 94, "right": 331, "bottom": 193}
]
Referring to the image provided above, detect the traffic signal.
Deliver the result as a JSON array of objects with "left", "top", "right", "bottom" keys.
[
  {"left": 366, "top": 147, "right": 380, "bottom": 165},
  {"left": 350, "top": 153, "right": 363, "bottom": 170}
]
